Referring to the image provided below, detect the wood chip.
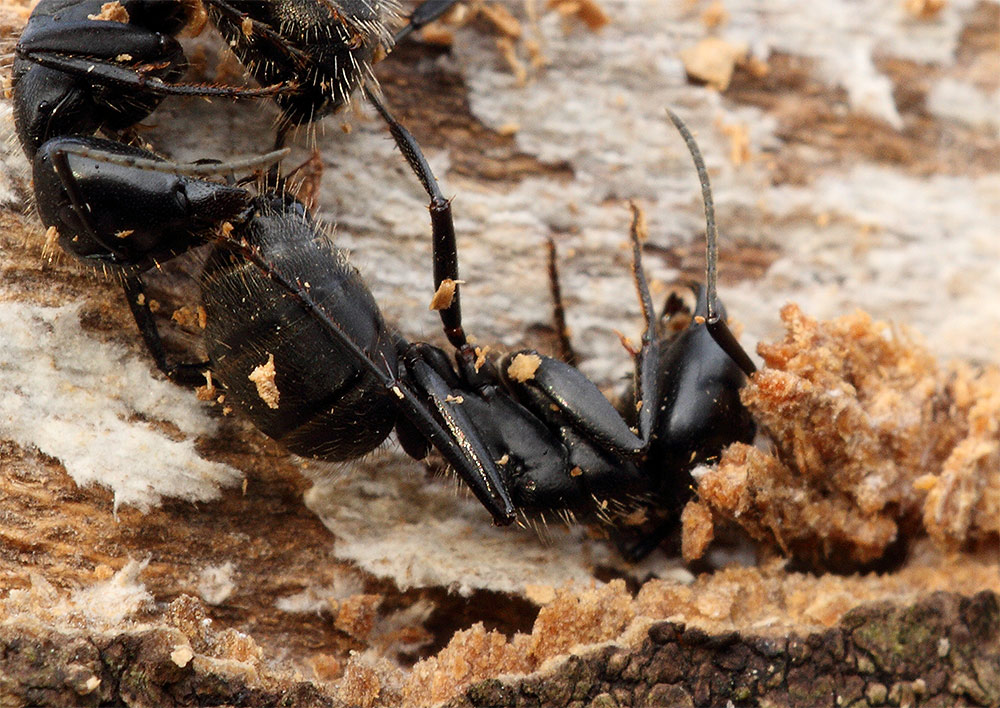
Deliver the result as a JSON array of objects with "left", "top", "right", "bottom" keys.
[
  {"left": 679, "top": 37, "right": 748, "bottom": 91},
  {"left": 507, "top": 353, "right": 542, "bottom": 382},
  {"left": 171, "top": 305, "right": 208, "bottom": 330},
  {"left": 718, "top": 120, "right": 751, "bottom": 166},
  {"left": 418, "top": 24, "right": 455, "bottom": 47},
  {"left": 429, "top": 278, "right": 460, "bottom": 311},
  {"left": 474, "top": 346, "right": 490, "bottom": 372},
  {"left": 701, "top": 0, "right": 729, "bottom": 29},
  {"left": 87, "top": 1, "right": 129, "bottom": 22},
  {"left": 496, "top": 36, "right": 528, "bottom": 85},
  {"left": 904, "top": 0, "right": 947, "bottom": 19},
  {"left": 170, "top": 644, "right": 194, "bottom": 668},
  {"left": 480, "top": 3, "right": 522, "bottom": 39},
  {"left": 548, "top": 0, "right": 609, "bottom": 30},
  {"left": 248, "top": 353, "right": 280, "bottom": 409}
]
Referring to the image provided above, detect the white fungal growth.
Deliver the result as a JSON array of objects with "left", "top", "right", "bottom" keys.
[{"left": 0, "top": 301, "right": 242, "bottom": 511}]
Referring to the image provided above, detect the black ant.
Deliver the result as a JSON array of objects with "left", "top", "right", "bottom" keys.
[
  {"left": 13, "top": 0, "right": 756, "bottom": 553},
  {"left": 26, "top": 96, "right": 757, "bottom": 554},
  {"left": 12, "top": 0, "right": 465, "bottom": 155},
  {"left": 12, "top": 0, "right": 464, "bottom": 378}
]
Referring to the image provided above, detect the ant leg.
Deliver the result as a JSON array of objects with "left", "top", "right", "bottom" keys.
[
  {"left": 230, "top": 238, "right": 515, "bottom": 524},
  {"left": 498, "top": 205, "right": 664, "bottom": 458},
  {"left": 57, "top": 143, "right": 289, "bottom": 178},
  {"left": 121, "top": 273, "right": 210, "bottom": 386},
  {"left": 546, "top": 237, "right": 578, "bottom": 366},
  {"left": 200, "top": 0, "right": 312, "bottom": 68},
  {"left": 364, "top": 87, "right": 469, "bottom": 351},
  {"left": 394, "top": 0, "right": 464, "bottom": 44},
  {"left": 22, "top": 52, "right": 285, "bottom": 101},
  {"left": 625, "top": 202, "right": 663, "bottom": 444},
  {"left": 48, "top": 143, "right": 128, "bottom": 261}
]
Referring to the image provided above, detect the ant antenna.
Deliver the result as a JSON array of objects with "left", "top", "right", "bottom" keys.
[
  {"left": 666, "top": 108, "right": 757, "bottom": 377},
  {"left": 665, "top": 108, "right": 720, "bottom": 323}
]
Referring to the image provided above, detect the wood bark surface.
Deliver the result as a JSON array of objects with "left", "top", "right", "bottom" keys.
[{"left": 0, "top": 1, "right": 998, "bottom": 706}]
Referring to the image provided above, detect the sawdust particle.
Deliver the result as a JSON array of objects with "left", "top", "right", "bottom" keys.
[
  {"left": 310, "top": 653, "right": 342, "bottom": 681},
  {"left": 507, "top": 352, "right": 542, "bottom": 382},
  {"left": 904, "top": 0, "right": 947, "bottom": 19},
  {"left": 680, "top": 37, "right": 748, "bottom": 91},
  {"left": 248, "top": 353, "right": 280, "bottom": 409},
  {"left": 171, "top": 644, "right": 194, "bottom": 667},
  {"left": 701, "top": 0, "right": 729, "bottom": 29},
  {"left": 87, "top": 1, "right": 128, "bottom": 22},
  {"left": 429, "top": 278, "right": 460, "bottom": 310},
  {"left": 480, "top": 3, "right": 522, "bottom": 38},
  {"left": 681, "top": 500, "right": 715, "bottom": 563}
]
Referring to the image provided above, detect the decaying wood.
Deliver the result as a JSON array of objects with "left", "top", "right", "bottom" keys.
[
  {"left": 448, "top": 591, "right": 1000, "bottom": 708},
  {"left": 1, "top": 0, "right": 998, "bottom": 706}
]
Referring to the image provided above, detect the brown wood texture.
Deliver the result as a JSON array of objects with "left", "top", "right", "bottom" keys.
[{"left": 0, "top": 1, "right": 998, "bottom": 706}]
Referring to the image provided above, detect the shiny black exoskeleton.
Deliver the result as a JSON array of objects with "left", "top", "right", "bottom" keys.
[
  {"left": 33, "top": 137, "right": 251, "bottom": 265},
  {"left": 12, "top": 0, "right": 464, "bottom": 380},
  {"left": 30, "top": 134, "right": 288, "bottom": 383},
  {"left": 12, "top": 0, "right": 464, "bottom": 155},
  {"left": 197, "top": 119, "right": 757, "bottom": 537},
  {"left": 11, "top": 0, "right": 285, "bottom": 160},
  {"left": 15, "top": 0, "right": 756, "bottom": 548},
  {"left": 27, "top": 91, "right": 756, "bottom": 554},
  {"left": 29, "top": 138, "right": 520, "bottom": 519}
]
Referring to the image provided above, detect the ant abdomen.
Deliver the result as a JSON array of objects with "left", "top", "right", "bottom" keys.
[{"left": 202, "top": 196, "right": 399, "bottom": 461}]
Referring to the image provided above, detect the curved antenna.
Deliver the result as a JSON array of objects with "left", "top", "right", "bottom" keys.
[
  {"left": 666, "top": 108, "right": 757, "bottom": 376},
  {"left": 59, "top": 145, "right": 290, "bottom": 178},
  {"left": 665, "top": 108, "right": 719, "bottom": 323}
]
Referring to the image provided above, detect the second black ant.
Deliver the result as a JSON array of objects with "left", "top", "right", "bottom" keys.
[{"left": 12, "top": 0, "right": 466, "bottom": 154}]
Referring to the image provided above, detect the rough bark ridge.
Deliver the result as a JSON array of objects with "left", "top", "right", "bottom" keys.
[
  {"left": 449, "top": 591, "right": 1000, "bottom": 708},
  {"left": 0, "top": 626, "right": 335, "bottom": 707},
  {"left": 2, "top": 590, "right": 995, "bottom": 707}
]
